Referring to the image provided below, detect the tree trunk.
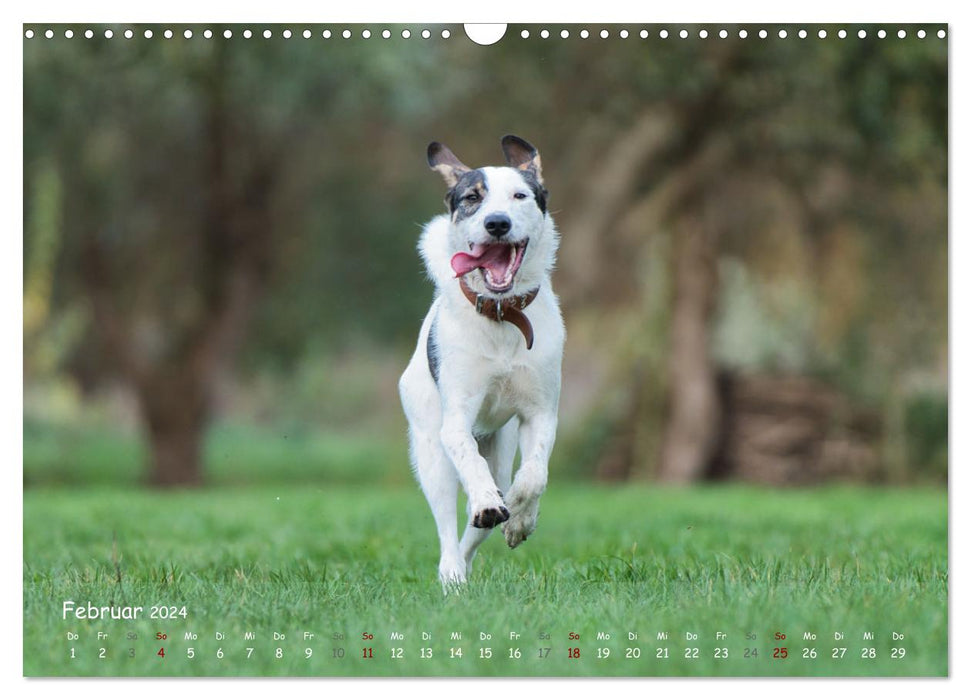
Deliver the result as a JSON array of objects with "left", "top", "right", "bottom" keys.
[
  {"left": 139, "top": 372, "right": 210, "bottom": 487},
  {"left": 657, "top": 216, "right": 721, "bottom": 483},
  {"left": 77, "top": 44, "right": 275, "bottom": 488},
  {"left": 145, "top": 418, "right": 206, "bottom": 487}
]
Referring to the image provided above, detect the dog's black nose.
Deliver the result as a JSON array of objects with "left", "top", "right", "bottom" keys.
[{"left": 484, "top": 213, "right": 512, "bottom": 238}]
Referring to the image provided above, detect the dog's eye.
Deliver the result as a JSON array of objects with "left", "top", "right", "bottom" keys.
[
  {"left": 513, "top": 192, "right": 529, "bottom": 200},
  {"left": 464, "top": 192, "right": 481, "bottom": 203}
]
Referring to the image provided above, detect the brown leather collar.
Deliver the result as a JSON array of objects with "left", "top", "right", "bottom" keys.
[{"left": 459, "top": 278, "right": 539, "bottom": 350}]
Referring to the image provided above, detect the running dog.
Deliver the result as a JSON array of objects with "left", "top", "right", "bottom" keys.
[{"left": 399, "top": 135, "right": 564, "bottom": 586}]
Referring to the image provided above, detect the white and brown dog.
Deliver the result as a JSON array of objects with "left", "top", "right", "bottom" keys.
[{"left": 399, "top": 135, "right": 564, "bottom": 586}]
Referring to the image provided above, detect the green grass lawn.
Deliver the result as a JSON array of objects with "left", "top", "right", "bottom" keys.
[{"left": 23, "top": 484, "right": 947, "bottom": 677}]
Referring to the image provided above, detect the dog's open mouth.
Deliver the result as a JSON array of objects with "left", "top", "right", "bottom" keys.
[{"left": 450, "top": 240, "right": 528, "bottom": 293}]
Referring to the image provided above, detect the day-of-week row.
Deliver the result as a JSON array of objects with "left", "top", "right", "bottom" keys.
[{"left": 66, "top": 630, "right": 907, "bottom": 643}]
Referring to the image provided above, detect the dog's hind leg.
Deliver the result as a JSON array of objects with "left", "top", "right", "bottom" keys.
[
  {"left": 459, "top": 419, "right": 519, "bottom": 572},
  {"left": 410, "top": 427, "right": 466, "bottom": 586}
]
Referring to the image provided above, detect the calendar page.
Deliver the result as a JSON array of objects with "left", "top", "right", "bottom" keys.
[{"left": 22, "top": 20, "right": 948, "bottom": 678}]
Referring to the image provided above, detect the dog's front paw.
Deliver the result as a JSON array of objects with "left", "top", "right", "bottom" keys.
[
  {"left": 501, "top": 491, "right": 539, "bottom": 548},
  {"left": 501, "top": 511, "right": 536, "bottom": 548},
  {"left": 472, "top": 505, "right": 510, "bottom": 529},
  {"left": 470, "top": 490, "right": 510, "bottom": 529}
]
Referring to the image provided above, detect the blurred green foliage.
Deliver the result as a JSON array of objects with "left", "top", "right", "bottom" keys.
[{"left": 23, "top": 24, "right": 948, "bottom": 484}]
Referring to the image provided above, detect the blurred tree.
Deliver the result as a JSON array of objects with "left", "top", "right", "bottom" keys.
[
  {"left": 24, "top": 27, "right": 466, "bottom": 484},
  {"left": 546, "top": 31, "right": 947, "bottom": 482},
  {"left": 79, "top": 42, "right": 281, "bottom": 485}
]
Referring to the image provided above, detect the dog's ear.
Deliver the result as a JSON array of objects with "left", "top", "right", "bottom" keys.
[
  {"left": 501, "top": 135, "right": 544, "bottom": 184},
  {"left": 428, "top": 142, "right": 471, "bottom": 188}
]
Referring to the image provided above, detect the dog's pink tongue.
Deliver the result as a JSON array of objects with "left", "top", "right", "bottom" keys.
[{"left": 450, "top": 245, "right": 507, "bottom": 277}]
